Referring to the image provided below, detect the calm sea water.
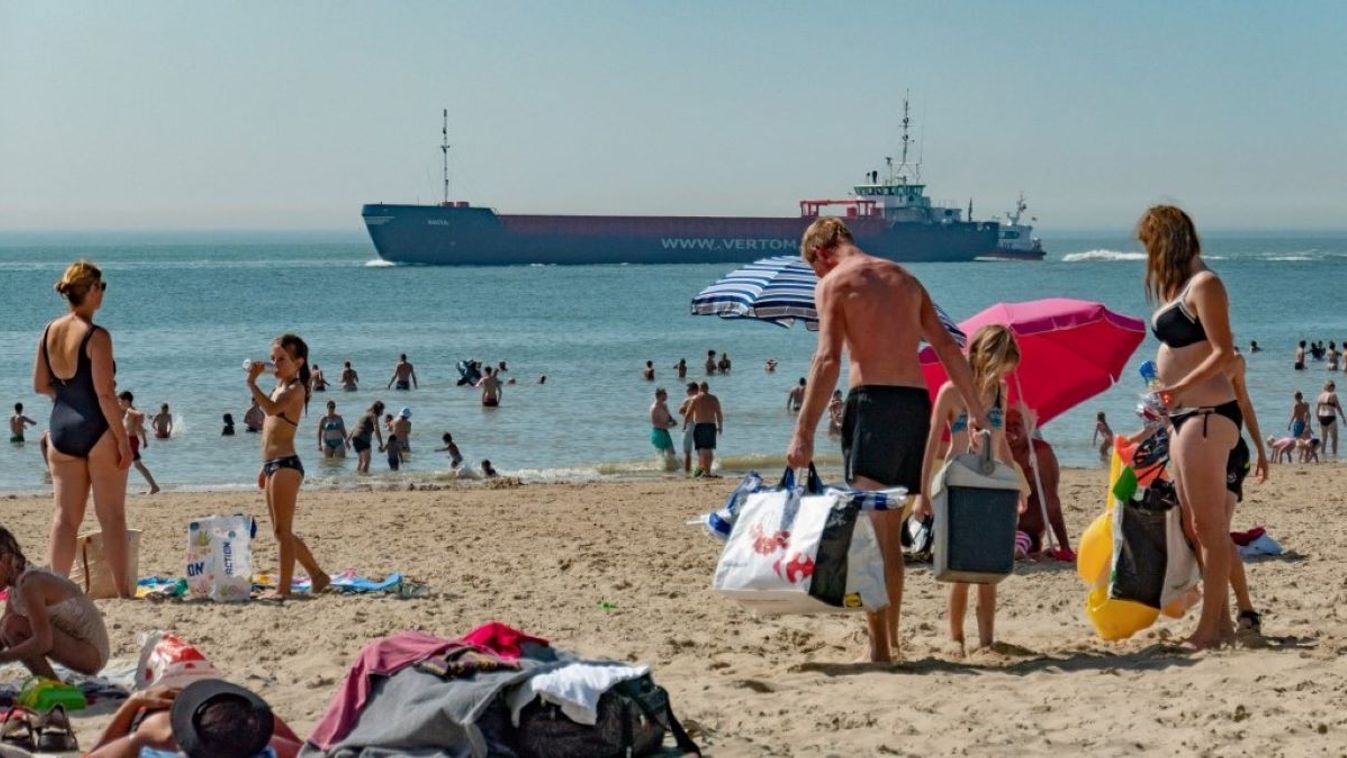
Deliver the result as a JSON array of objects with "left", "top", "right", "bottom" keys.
[{"left": 2, "top": 230, "right": 1345, "bottom": 492}]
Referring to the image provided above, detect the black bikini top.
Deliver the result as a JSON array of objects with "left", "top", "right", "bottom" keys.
[{"left": 1151, "top": 277, "right": 1207, "bottom": 349}]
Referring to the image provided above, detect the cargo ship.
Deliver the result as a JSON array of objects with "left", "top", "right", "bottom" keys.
[{"left": 363, "top": 103, "right": 1031, "bottom": 266}]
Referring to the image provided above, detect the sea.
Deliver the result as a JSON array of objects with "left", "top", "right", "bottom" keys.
[{"left": 2, "top": 230, "right": 1345, "bottom": 493}]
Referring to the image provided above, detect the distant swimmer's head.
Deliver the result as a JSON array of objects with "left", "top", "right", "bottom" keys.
[
  {"left": 655, "top": 387, "right": 667, "bottom": 400},
  {"left": 54, "top": 260, "right": 105, "bottom": 308},
  {"left": 399, "top": 353, "right": 408, "bottom": 362},
  {"left": 344, "top": 361, "right": 352, "bottom": 369},
  {"left": 1295, "top": 391, "right": 1303, "bottom": 401},
  {"left": 1137, "top": 205, "right": 1201, "bottom": 304},
  {"left": 442, "top": 432, "right": 454, "bottom": 443},
  {"left": 161, "top": 403, "right": 169, "bottom": 413},
  {"left": 223, "top": 413, "right": 234, "bottom": 424},
  {"left": 272, "top": 334, "right": 311, "bottom": 412},
  {"left": 699, "top": 382, "right": 709, "bottom": 393},
  {"left": 538, "top": 375, "right": 547, "bottom": 384},
  {"left": 967, "top": 324, "right": 1021, "bottom": 398},
  {"left": 13, "top": 403, "right": 21, "bottom": 414},
  {"left": 645, "top": 360, "right": 653, "bottom": 368},
  {"left": 685, "top": 382, "right": 698, "bottom": 396},
  {"left": 369, "top": 400, "right": 386, "bottom": 416},
  {"left": 117, "top": 390, "right": 134, "bottom": 409},
  {"left": 799, "top": 377, "right": 806, "bottom": 386},
  {"left": 1326, "top": 381, "right": 1336, "bottom": 392},
  {"left": 801, "top": 217, "right": 854, "bottom": 275}
]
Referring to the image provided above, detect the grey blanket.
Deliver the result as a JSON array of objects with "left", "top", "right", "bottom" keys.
[{"left": 300, "top": 654, "right": 572, "bottom": 758}]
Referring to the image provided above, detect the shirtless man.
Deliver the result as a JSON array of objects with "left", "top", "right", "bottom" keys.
[
  {"left": 152, "top": 404, "right": 173, "bottom": 440},
  {"left": 677, "top": 382, "right": 699, "bottom": 474},
  {"left": 478, "top": 367, "right": 503, "bottom": 407},
  {"left": 686, "top": 381, "right": 723, "bottom": 476},
  {"left": 1294, "top": 341, "right": 1306, "bottom": 371},
  {"left": 787, "top": 378, "right": 806, "bottom": 412},
  {"left": 243, "top": 398, "right": 265, "bottom": 433},
  {"left": 387, "top": 354, "right": 418, "bottom": 391},
  {"left": 642, "top": 361, "right": 656, "bottom": 381},
  {"left": 393, "top": 408, "right": 412, "bottom": 457},
  {"left": 649, "top": 388, "right": 678, "bottom": 466},
  {"left": 117, "top": 391, "right": 161, "bottom": 494},
  {"left": 785, "top": 217, "right": 984, "bottom": 664},
  {"left": 9, "top": 403, "right": 36, "bottom": 444},
  {"left": 340, "top": 361, "right": 359, "bottom": 391},
  {"left": 704, "top": 350, "right": 718, "bottom": 375},
  {"left": 673, "top": 358, "right": 687, "bottom": 379}
]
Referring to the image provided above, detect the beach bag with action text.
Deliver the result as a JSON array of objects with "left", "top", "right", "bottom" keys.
[
  {"left": 712, "top": 469, "right": 887, "bottom": 614},
  {"left": 185, "top": 515, "right": 256, "bottom": 603}
]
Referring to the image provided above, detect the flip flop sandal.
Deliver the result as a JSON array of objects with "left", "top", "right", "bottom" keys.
[
  {"left": 1237, "top": 609, "right": 1263, "bottom": 635},
  {"left": 0, "top": 709, "right": 35, "bottom": 752},
  {"left": 34, "top": 705, "right": 79, "bottom": 753}
]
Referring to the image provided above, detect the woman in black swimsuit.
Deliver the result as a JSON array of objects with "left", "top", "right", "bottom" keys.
[
  {"left": 247, "top": 334, "right": 328, "bottom": 600},
  {"left": 31, "top": 261, "right": 133, "bottom": 598},
  {"left": 1316, "top": 381, "right": 1345, "bottom": 457},
  {"left": 347, "top": 401, "right": 385, "bottom": 474},
  {"left": 1140, "top": 206, "right": 1242, "bottom": 649}
]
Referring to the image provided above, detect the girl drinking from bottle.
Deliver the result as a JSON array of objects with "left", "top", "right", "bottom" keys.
[
  {"left": 914, "top": 324, "right": 1022, "bottom": 655},
  {"left": 247, "top": 334, "right": 329, "bottom": 600}
]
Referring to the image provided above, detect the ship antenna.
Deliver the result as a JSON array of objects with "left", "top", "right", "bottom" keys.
[
  {"left": 898, "top": 93, "right": 911, "bottom": 182},
  {"left": 440, "top": 108, "right": 451, "bottom": 205}
]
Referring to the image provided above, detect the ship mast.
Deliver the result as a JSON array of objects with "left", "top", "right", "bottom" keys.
[
  {"left": 889, "top": 91, "right": 920, "bottom": 184},
  {"left": 440, "top": 108, "right": 451, "bottom": 205}
]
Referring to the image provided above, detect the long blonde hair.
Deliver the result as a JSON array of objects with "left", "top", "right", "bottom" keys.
[
  {"left": 1137, "top": 205, "right": 1201, "bottom": 304},
  {"left": 967, "top": 325, "right": 1020, "bottom": 401}
]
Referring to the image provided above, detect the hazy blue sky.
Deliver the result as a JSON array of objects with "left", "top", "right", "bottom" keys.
[{"left": 2, "top": 1, "right": 1343, "bottom": 231}]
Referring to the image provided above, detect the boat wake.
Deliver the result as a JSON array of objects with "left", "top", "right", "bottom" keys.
[
  {"left": 1062, "top": 249, "right": 1145, "bottom": 262},
  {"left": 363, "top": 258, "right": 397, "bottom": 268}
]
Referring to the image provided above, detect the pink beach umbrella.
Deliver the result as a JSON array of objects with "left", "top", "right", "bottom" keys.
[
  {"left": 919, "top": 298, "right": 1147, "bottom": 427},
  {"left": 920, "top": 298, "right": 1146, "bottom": 553}
]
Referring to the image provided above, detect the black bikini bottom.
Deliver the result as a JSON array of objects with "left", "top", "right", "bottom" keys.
[
  {"left": 262, "top": 455, "right": 305, "bottom": 478},
  {"left": 1170, "top": 399, "right": 1242, "bottom": 438}
]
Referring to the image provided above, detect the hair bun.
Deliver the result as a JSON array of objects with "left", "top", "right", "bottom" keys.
[{"left": 54, "top": 281, "right": 68, "bottom": 294}]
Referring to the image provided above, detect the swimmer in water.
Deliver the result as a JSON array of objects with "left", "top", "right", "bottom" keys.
[
  {"left": 387, "top": 354, "right": 418, "bottom": 391},
  {"left": 340, "top": 360, "right": 358, "bottom": 391},
  {"left": 393, "top": 408, "right": 412, "bottom": 458},
  {"left": 117, "top": 392, "right": 160, "bottom": 495},
  {"left": 481, "top": 459, "right": 498, "bottom": 478},
  {"left": 243, "top": 398, "right": 264, "bottom": 433},
  {"left": 9, "top": 403, "right": 36, "bottom": 444},
  {"left": 673, "top": 358, "right": 687, "bottom": 379},
  {"left": 642, "top": 361, "right": 655, "bottom": 381},
  {"left": 221, "top": 413, "right": 235, "bottom": 436},
  {"left": 317, "top": 400, "right": 348, "bottom": 459},
  {"left": 765, "top": 358, "right": 778, "bottom": 373},
  {"left": 478, "top": 367, "right": 503, "bottom": 407},
  {"left": 152, "top": 404, "right": 173, "bottom": 440},
  {"left": 311, "top": 363, "right": 329, "bottom": 392},
  {"left": 247, "top": 333, "right": 329, "bottom": 600}
]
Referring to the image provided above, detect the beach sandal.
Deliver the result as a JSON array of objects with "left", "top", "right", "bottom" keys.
[
  {"left": 0, "top": 709, "right": 35, "bottom": 752},
  {"left": 1045, "top": 547, "right": 1076, "bottom": 562},
  {"left": 1237, "top": 609, "right": 1262, "bottom": 635}
]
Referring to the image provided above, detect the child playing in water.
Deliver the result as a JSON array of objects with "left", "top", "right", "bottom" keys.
[
  {"left": 0, "top": 528, "right": 110, "bottom": 684},
  {"left": 435, "top": 432, "right": 463, "bottom": 469},
  {"left": 9, "top": 403, "right": 36, "bottom": 444},
  {"left": 382, "top": 433, "right": 403, "bottom": 471},
  {"left": 152, "top": 403, "right": 173, "bottom": 439},
  {"left": 915, "top": 325, "right": 1023, "bottom": 656},
  {"left": 247, "top": 334, "right": 328, "bottom": 600},
  {"left": 221, "top": 413, "right": 236, "bottom": 436},
  {"left": 481, "top": 459, "right": 498, "bottom": 478},
  {"left": 1092, "top": 411, "right": 1114, "bottom": 460}
]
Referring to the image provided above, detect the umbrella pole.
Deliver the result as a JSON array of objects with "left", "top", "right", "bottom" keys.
[{"left": 1014, "top": 372, "right": 1059, "bottom": 554}]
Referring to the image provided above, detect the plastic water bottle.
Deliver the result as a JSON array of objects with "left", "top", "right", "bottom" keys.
[{"left": 242, "top": 359, "right": 274, "bottom": 372}]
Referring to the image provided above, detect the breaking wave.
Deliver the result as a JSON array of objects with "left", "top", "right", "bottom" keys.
[{"left": 1061, "top": 249, "right": 1145, "bottom": 262}]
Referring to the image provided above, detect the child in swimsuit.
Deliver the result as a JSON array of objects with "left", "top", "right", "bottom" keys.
[
  {"left": 152, "top": 403, "right": 173, "bottom": 439},
  {"left": 383, "top": 433, "right": 402, "bottom": 471},
  {"left": 248, "top": 334, "right": 328, "bottom": 600},
  {"left": 435, "top": 432, "right": 464, "bottom": 469},
  {"left": 9, "top": 403, "right": 37, "bottom": 444},
  {"left": 0, "top": 528, "right": 110, "bottom": 679},
  {"left": 915, "top": 325, "right": 1024, "bottom": 655}
]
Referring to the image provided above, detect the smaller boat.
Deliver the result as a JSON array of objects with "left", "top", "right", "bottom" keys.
[{"left": 981, "top": 193, "right": 1046, "bottom": 261}]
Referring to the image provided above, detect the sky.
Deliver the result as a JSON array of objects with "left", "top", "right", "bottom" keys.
[{"left": 1, "top": 1, "right": 1344, "bottom": 232}]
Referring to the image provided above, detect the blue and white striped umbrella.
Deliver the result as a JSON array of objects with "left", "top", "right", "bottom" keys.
[{"left": 691, "top": 255, "right": 965, "bottom": 343}]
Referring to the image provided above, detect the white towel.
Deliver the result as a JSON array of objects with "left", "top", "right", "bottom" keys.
[{"left": 508, "top": 661, "right": 650, "bottom": 726}]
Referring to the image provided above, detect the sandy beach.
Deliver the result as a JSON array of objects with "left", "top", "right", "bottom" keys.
[{"left": 0, "top": 463, "right": 1342, "bottom": 755}]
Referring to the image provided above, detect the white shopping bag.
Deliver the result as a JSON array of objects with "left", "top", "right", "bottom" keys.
[
  {"left": 186, "top": 515, "right": 256, "bottom": 603},
  {"left": 712, "top": 487, "right": 887, "bottom": 615}
]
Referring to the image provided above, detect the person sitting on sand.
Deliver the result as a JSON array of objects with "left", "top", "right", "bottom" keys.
[
  {"left": 89, "top": 679, "right": 303, "bottom": 758},
  {"left": 649, "top": 388, "right": 678, "bottom": 466},
  {"left": 9, "top": 402, "right": 37, "bottom": 444},
  {"left": 0, "top": 528, "right": 110, "bottom": 682},
  {"left": 787, "top": 378, "right": 806, "bottom": 413},
  {"left": 1005, "top": 409, "right": 1074, "bottom": 559},
  {"left": 642, "top": 360, "right": 655, "bottom": 381},
  {"left": 481, "top": 459, "right": 498, "bottom": 478},
  {"left": 478, "top": 367, "right": 503, "bottom": 407},
  {"left": 243, "top": 398, "right": 264, "bottom": 433},
  {"left": 152, "top": 403, "right": 173, "bottom": 440},
  {"left": 317, "top": 401, "right": 348, "bottom": 459},
  {"left": 435, "top": 432, "right": 464, "bottom": 469},
  {"left": 119, "top": 392, "right": 161, "bottom": 495},
  {"left": 221, "top": 413, "right": 236, "bottom": 436},
  {"left": 386, "top": 353, "right": 418, "bottom": 391},
  {"left": 247, "top": 333, "right": 328, "bottom": 600},
  {"left": 1092, "top": 411, "right": 1113, "bottom": 460}
]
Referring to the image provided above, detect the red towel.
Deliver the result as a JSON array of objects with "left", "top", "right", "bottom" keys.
[{"left": 1229, "top": 526, "right": 1267, "bottom": 546}]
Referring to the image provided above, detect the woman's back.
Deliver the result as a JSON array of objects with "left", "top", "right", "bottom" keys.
[{"left": 42, "top": 316, "right": 109, "bottom": 457}]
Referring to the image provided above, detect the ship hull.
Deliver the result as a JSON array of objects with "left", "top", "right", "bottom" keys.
[
  {"left": 362, "top": 204, "right": 999, "bottom": 265},
  {"left": 979, "top": 247, "right": 1047, "bottom": 261}
]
